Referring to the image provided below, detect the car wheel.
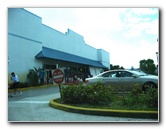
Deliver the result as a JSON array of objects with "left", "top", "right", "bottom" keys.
[{"left": 142, "top": 82, "right": 157, "bottom": 91}]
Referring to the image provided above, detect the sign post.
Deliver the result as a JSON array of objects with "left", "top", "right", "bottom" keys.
[{"left": 52, "top": 69, "right": 64, "bottom": 99}]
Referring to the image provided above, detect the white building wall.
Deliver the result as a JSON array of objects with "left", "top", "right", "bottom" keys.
[
  {"left": 8, "top": 8, "right": 43, "bottom": 82},
  {"left": 97, "top": 49, "right": 110, "bottom": 68},
  {"left": 8, "top": 8, "right": 110, "bottom": 82},
  {"left": 42, "top": 25, "right": 98, "bottom": 61},
  {"left": 65, "top": 29, "right": 98, "bottom": 60},
  {"left": 8, "top": 8, "right": 42, "bottom": 42}
]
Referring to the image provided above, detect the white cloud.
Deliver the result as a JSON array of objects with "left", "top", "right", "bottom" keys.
[
  {"left": 107, "top": 39, "right": 158, "bottom": 68},
  {"left": 132, "top": 8, "right": 158, "bottom": 16},
  {"left": 71, "top": 8, "right": 125, "bottom": 32},
  {"left": 145, "top": 19, "right": 158, "bottom": 34},
  {"left": 24, "top": 8, "right": 159, "bottom": 68},
  {"left": 121, "top": 8, "right": 158, "bottom": 38}
]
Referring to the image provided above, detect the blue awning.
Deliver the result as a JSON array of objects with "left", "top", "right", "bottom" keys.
[{"left": 35, "top": 47, "right": 107, "bottom": 68}]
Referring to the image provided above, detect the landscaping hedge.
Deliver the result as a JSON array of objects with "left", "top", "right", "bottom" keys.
[
  {"left": 61, "top": 83, "right": 113, "bottom": 105},
  {"left": 61, "top": 83, "right": 158, "bottom": 110}
]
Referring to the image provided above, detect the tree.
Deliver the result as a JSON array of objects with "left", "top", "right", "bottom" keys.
[
  {"left": 131, "top": 66, "right": 134, "bottom": 70},
  {"left": 110, "top": 64, "right": 124, "bottom": 70},
  {"left": 139, "top": 59, "right": 156, "bottom": 74}
]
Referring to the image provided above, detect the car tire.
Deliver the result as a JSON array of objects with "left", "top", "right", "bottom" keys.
[{"left": 142, "top": 82, "right": 157, "bottom": 91}]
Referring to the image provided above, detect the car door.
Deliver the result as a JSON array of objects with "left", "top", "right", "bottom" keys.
[
  {"left": 101, "top": 71, "right": 120, "bottom": 86},
  {"left": 118, "top": 71, "right": 140, "bottom": 91}
]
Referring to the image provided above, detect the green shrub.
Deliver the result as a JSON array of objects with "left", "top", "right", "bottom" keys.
[
  {"left": 27, "top": 67, "right": 42, "bottom": 86},
  {"left": 61, "top": 83, "right": 158, "bottom": 110},
  {"left": 145, "top": 88, "right": 158, "bottom": 108},
  {"left": 124, "top": 84, "right": 158, "bottom": 109},
  {"left": 9, "top": 82, "right": 29, "bottom": 89},
  {"left": 61, "top": 83, "right": 113, "bottom": 105},
  {"left": 18, "top": 82, "right": 29, "bottom": 88}
]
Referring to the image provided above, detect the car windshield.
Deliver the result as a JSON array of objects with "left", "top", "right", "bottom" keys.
[{"left": 130, "top": 70, "right": 147, "bottom": 76}]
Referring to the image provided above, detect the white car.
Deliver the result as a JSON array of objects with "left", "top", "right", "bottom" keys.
[{"left": 85, "top": 70, "right": 158, "bottom": 91}]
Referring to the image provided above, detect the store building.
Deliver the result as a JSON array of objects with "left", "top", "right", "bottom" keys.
[{"left": 8, "top": 8, "right": 110, "bottom": 83}]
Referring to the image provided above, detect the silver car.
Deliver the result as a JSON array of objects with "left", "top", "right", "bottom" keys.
[{"left": 85, "top": 70, "right": 158, "bottom": 91}]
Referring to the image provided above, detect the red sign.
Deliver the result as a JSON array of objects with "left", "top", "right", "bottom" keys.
[{"left": 52, "top": 69, "right": 64, "bottom": 84}]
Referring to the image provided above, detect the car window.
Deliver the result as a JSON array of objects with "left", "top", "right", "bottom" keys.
[
  {"left": 116, "top": 72, "right": 121, "bottom": 77},
  {"left": 121, "top": 71, "right": 133, "bottom": 77},
  {"left": 102, "top": 72, "right": 110, "bottom": 77},
  {"left": 130, "top": 70, "right": 147, "bottom": 76},
  {"left": 102, "top": 72, "right": 117, "bottom": 78},
  {"left": 102, "top": 71, "right": 133, "bottom": 78}
]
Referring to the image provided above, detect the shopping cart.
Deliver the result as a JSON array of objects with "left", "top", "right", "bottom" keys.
[{"left": 8, "top": 84, "right": 13, "bottom": 97}]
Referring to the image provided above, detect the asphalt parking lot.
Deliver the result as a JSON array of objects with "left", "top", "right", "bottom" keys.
[{"left": 8, "top": 85, "right": 158, "bottom": 122}]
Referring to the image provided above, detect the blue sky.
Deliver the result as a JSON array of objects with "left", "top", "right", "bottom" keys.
[{"left": 25, "top": 8, "right": 159, "bottom": 69}]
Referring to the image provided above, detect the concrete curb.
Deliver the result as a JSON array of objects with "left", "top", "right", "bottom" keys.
[{"left": 49, "top": 98, "right": 158, "bottom": 119}]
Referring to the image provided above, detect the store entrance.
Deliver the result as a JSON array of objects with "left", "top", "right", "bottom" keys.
[
  {"left": 64, "top": 65, "right": 90, "bottom": 84},
  {"left": 43, "top": 62, "right": 91, "bottom": 84}
]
